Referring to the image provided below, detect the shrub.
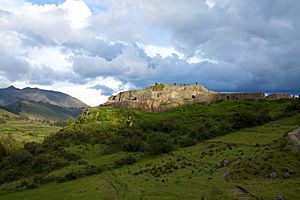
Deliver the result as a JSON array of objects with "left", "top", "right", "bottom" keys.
[
  {"left": 114, "top": 155, "right": 136, "bottom": 166},
  {"left": 230, "top": 110, "right": 258, "bottom": 129},
  {"left": 122, "top": 137, "right": 145, "bottom": 152},
  {"left": 139, "top": 119, "right": 181, "bottom": 132},
  {"left": 10, "top": 150, "right": 33, "bottom": 166},
  {"left": 0, "top": 143, "right": 7, "bottom": 161},
  {"left": 144, "top": 132, "right": 173, "bottom": 155},
  {"left": 284, "top": 99, "right": 300, "bottom": 114},
  {"left": 31, "top": 154, "right": 67, "bottom": 174},
  {"left": 257, "top": 108, "right": 271, "bottom": 124},
  {"left": 176, "top": 135, "right": 196, "bottom": 147},
  {"left": 60, "top": 150, "right": 81, "bottom": 161},
  {"left": 24, "top": 142, "right": 45, "bottom": 155}
]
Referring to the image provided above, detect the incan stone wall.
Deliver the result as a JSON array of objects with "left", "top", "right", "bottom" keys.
[
  {"left": 105, "top": 84, "right": 290, "bottom": 112},
  {"left": 265, "top": 93, "right": 292, "bottom": 100},
  {"left": 107, "top": 85, "right": 256, "bottom": 112}
]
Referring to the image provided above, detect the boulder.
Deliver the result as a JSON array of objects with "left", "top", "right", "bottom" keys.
[
  {"left": 270, "top": 171, "right": 277, "bottom": 178},
  {"left": 220, "top": 159, "right": 230, "bottom": 167},
  {"left": 272, "top": 195, "right": 285, "bottom": 200}
]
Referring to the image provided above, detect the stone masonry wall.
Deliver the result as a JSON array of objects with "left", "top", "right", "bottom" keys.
[
  {"left": 106, "top": 85, "right": 267, "bottom": 112},
  {"left": 265, "top": 93, "right": 292, "bottom": 100}
]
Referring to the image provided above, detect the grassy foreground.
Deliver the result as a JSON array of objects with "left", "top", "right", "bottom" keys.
[
  {"left": 0, "top": 114, "right": 299, "bottom": 199},
  {"left": 0, "top": 99, "right": 299, "bottom": 199}
]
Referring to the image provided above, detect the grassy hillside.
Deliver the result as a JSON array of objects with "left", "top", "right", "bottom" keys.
[
  {"left": 0, "top": 118, "right": 61, "bottom": 164},
  {"left": 0, "top": 119, "right": 61, "bottom": 144},
  {"left": 0, "top": 99, "right": 299, "bottom": 199},
  {"left": 4, "top": 101, "right": 84, "bottom": 121},
  {"left": 0, "top": 108, "right": 17, "bottom": 118},
  {"left": 0, "top": 86, "right": 88, "bottom": 108}
]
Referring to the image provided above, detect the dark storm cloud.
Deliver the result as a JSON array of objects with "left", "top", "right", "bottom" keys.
[
  {"left": 127, "top": 0, "right": 300, "bottom": 92},
  {"left": 0, "top": 0, "right": 299, "bottom": 94},
  {"left": 0, "top": 49, "right": 30, "bottom": 81}
]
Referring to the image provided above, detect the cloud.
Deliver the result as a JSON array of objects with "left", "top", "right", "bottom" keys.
[
  {"left": 0, "top": 49, "right": 30, "bottom": 81},
  {"left": 0, "top": 0, "right": 299, "bottom": 106},
  {"left": 11, "top": 77, "right": 135, "bottom": 106},
  {"left": 72, "top": 45, "right": 150, "bottom": 80},
  {"left": 60, "top": 0, "right": 92, "bottom": 29},
  {"left": 91, "top": 84, "right": 114, "bottom": 95}
]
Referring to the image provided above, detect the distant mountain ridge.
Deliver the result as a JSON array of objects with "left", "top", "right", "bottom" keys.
[
  {"left": 2, "top": 101, "right": 84, "bottom": 121},
  {"left": 0, "top": 86, "right": 88, "bottom": 108}
]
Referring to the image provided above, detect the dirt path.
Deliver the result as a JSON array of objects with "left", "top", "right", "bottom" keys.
[
  {"left": 231, "top": 185, "right": 259, "bottom": 199},
  {"left": 287, "top": 127, "right": 300, "bottom": 153}
]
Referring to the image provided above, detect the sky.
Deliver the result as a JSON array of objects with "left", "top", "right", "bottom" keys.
[{"left": 0, "top": 0, "right": 299, "bottom": 106}]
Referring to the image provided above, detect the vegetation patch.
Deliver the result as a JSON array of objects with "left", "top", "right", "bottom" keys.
[{"left": 0, "top": 99, "right": 299, "bottom": 199}]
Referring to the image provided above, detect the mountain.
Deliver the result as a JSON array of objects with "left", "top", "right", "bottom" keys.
[
  {"left": 0, "top": 86, "right": 88, "bottom": 108},
  {"left": 3, "top": 100, "right": 84, "bottom": 121}
]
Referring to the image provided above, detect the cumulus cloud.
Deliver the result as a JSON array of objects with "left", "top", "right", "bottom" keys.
[{"left": 0, "top": 0, "right": 299, "bottom": 106}]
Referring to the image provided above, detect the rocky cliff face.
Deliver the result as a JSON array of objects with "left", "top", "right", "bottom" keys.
[
  {"left": 105, "top": 84, "right": 266, "bottom": 112},
  {"left": 265, "top": 93, "right": 293, "bottom": 100},
  {"left": 105, "top": 84, "right": 293, "bottom": 112},
  {"left": 106, "top": 85, "right": 218, "bottom": 112}
]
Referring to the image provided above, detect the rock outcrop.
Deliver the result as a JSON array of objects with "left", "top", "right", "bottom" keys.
[
  {"left": 266, "top": 93, "right": 292, "bottom": 100},
  {"left": 105, "top": 84, "right": 265, "bottom": 112}
]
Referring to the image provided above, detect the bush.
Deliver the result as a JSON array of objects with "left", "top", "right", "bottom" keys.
[
  {"left": 257, "top": 108, "right": 271, "bottom": 124},
  {"left": 31, "top": 154, "right": 67, "bottom": 174},
  {"left": 10, "top": 150, "right": 33, "bottom": 166},
  {"left": 24, "top": 142, "right": 45, "bottom": 155},
  {"left": 139, "top": 119, "right": 181, "bottom": 132},
  {"left": 144, "top": 132, "right": 173, "bottom": 155},
  {"left": 176, "top": 135, "right": 196, "bottom": 147},
  {"left": 60, "top": 150, "right": 81, "bottom": 161},
  {"left": 284, "top": 99, "right": 300, "bottom": 113},
  {"left": 230, "top": 110, "right": 258, "bottom": 129},
  {"left": 114, "top": 155, "right": 136, "bottom": 166},
  {"left": 0, "top": 143, "right": 7, "bottom": 160},
  {"left": 122, "top": 137, "right": 145, "bottom": 152},
  {"left": 189, "top": 121, "right": 212, "bottom": 141}
]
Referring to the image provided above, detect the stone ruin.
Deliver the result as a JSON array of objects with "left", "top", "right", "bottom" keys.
[
  {"left": 105, "top": 84, "right": 293, "bottom": 112},
  {"left": 265, "top": 93, "right": 293, "bottom": 100}
]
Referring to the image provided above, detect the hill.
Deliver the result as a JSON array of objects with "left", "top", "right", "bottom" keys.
[
  {"left": 0, "top": 86, "right": 88, "bottom": 108},
  {"left": 3, "top": 101, "right": 84, "bottom": 121},
  {"left": 0, "top": 99, "right": 299, "bottom": 199}
]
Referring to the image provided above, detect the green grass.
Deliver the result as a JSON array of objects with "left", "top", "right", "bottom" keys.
[
  {"left": 0, "top": 112, "right": 299, "bottom": 199},
  {"left": 145, "top": 84, "right": 165, "bottom": 91},
  {"left": 210, "top": 114, "right": 300, "bottom": 145},
  {"left": 0, "top": 108, "right": 17, "bottom": 118},
  {"left": 0, "top": 119, "right": 61, "bottom": 144}
]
